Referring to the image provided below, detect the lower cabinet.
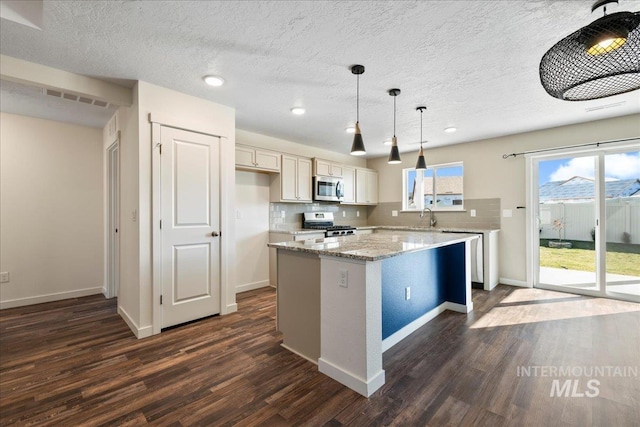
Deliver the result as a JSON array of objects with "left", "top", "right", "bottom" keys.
[{"left": 269, "top": 232, "right": 325, "bottom": 286}]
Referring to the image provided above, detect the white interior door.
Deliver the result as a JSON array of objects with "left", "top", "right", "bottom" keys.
[
  {"left": 107, "top": 140, "right": 120, "bottom": 298},
  {"left": 161, "top": 126, "right": 221, "bottom": 328}
]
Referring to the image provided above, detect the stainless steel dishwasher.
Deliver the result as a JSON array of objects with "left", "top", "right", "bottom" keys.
[{"left": 442, "top": 231, "right": 483, "bottom": 288}]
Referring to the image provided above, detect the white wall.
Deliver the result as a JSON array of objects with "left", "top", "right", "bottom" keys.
[
  {"left": 0, "top": 113, "right": 104, "bottom": 308},
  {"left": 235, "top": 171, "right": 271, "bottom": 292},
  {"left": 368, "top": 114, "right": 640, "bottom": 285},
  {"left": 130, "top": 81, "right": 235, "bottom": 337}
]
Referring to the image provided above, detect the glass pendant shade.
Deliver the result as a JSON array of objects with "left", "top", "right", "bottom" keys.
[
  {"left": 415, "top": 146, "right": 427, "bottom": 170},
  {"left": 539, "top": 0, "right": 640, "bottom": 101},
  {"left": 351, "top": 122, "right": 366, "bottom": 156},
  {"left": 388, "top": 137, "right": 401, "bottom": 164}
]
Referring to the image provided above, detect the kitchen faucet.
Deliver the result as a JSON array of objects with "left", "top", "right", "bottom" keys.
[{"left": 420, "top": 207, "right": 437, "bottom": 227}]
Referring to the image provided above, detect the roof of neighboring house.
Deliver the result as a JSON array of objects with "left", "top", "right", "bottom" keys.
[
  {"left": 423, "top": 176, "right": 463, "bottom": 196},
  {"left": 539, "top": 176, "right": 640, "bottom": 202}
]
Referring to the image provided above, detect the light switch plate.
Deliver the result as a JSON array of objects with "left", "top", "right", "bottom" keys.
[
  {"left": 470, "top": 209, "right": 476, "bottom": 217},
  {"left": 503, "top": 209, "right": 512, "bottom": 218},
  {"left": 392, "top": 210, "right": 398, "bottom": 217},
  {"left": 0, "top": 272, "right": 9, "bottom": 283}
]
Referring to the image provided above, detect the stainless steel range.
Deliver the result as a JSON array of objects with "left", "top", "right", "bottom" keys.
[{"left": 302, "top": 212, "right": 356, "bottom": 237}]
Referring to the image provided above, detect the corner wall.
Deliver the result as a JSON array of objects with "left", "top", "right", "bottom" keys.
[
  {"left": 1, "top": 113, "right": 104, "bottom": 308},
  {"left": 368, "top": 114, "right": 640, "bottom": 285}
]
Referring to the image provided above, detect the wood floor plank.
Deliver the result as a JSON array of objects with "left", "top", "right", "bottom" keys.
[{"left": 1, "top": 286, "right": 638, "bottom": 426}]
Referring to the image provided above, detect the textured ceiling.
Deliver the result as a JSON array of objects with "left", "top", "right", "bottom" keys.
[{"left": 1, "top": 0, "right": 639, "bottom": 158}]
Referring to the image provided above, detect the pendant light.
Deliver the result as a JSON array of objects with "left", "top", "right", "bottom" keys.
[
  {"left": 539, "top": 0, "right": 640, "bottom": 101},
  {"left": 350, "top": 65, "right": 366, "bottom": 155},
  {"left": 388, "top": 88, "right": 402, "bottom": 164},
  {"left": 415, "top": 106, "right": 427, "bottom": 170}
]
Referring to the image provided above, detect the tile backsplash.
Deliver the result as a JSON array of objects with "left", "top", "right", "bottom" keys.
[
  {"left": 270, "top": 198, "right": 500, "bottom": 230},
  {"left": 270, "top": 203, "right": 369, "bottom": 230},
  {"left": 366, "top": 198, "right": 501, "bottom": 229}
]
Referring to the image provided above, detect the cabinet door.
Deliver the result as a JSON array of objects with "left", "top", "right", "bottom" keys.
[
  {"left": 315, "top": 159, "right": 331, "bottom": 177},
  {"left": 297, "top": 157, "right": 313, "bottom": 202},
  {"left": 367, "top": 170, "right": 378, "bottom": 204},
  {"left": 331, "top": 163, "right": 343, "bottom": 178},
  {"left": 235, "top": 146, "right": 255, "bottom": 167},
  {"left": 255, "top": 149, "right": 280, "bottom": 171},
  {"left": 281, "top": 155, "right": 299, "bottom": 201},
  {"left": 341, "top": 166, "right": 356, "bottom": 203},
  {"left": 355, "top": 168, "right": 367, "bottom": 203}
]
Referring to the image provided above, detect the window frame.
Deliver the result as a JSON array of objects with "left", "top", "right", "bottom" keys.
[{"left": 402, "top": 161, "right": 464, "bottom": 212}]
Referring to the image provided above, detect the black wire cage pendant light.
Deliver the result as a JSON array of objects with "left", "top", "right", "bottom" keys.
[
  {"left": 388, "top": 89, "right": 402, "bottom": 164},
  {"left": 539, "top": 0, "right": 640, "bottom": 101},
  {"left": 350, "top": 65, "right": 366, "bottom": 155},
  {"left": 415, "top": 106, "right": 427, "bottom": 170}
]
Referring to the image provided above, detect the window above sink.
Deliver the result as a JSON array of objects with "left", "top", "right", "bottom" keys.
[{"left": 402, "top": 162, "right": 464, "bottom": 212}]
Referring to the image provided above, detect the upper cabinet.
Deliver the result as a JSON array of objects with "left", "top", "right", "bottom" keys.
[
  {"left": 236, "top": 144, "right": 280, "bottom": 172},
  {"left": 271, "top": 154, "right": 312, "bottom": 203},
  {"left": 341, "top": 166, "right": 356, "bottom": 204},
  {"left": 313, "top": 158, "right": 343, "bottom": 178},
  {"left": 355, "top": 168, "right": 378, "bottom": 205}
]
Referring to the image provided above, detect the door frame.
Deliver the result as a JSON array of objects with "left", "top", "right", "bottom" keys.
[
  {"left": 106, "top": 134, "right": 120, "bottom": 299},
  {"left": 525, "top": 139, "right": 640, "bottom": 302},
  {"left": 150, "top": 113, "right": 235, "bottom": 335}
]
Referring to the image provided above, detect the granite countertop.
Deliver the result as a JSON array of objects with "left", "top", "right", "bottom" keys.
[
  {"left": 267, "top": 231, "right": 479, "bottom": 262},
  {"left": 357, "top": 225, "right": 500, "bottom": 233}
]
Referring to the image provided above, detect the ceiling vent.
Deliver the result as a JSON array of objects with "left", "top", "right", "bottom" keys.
[{"left": 44, "top": 88, "right": 111, "bottom": 108}]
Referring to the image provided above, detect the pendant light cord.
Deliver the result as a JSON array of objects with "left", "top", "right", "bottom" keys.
[
  {"left": 393, "top": 94, "right": 396, "bottom": 137},
  {"left": 356, "top": 74, "right": 360, "bottom": 123},
  {"left": 419, "top": 108, "right": 423, "bottom": 149}
]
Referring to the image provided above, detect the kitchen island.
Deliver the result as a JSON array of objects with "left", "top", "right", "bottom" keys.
[{"left": 268, "top": 231, "right": 478, "bottom": 397}]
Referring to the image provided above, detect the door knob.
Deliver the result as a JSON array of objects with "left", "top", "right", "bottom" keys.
[{"left": 211, "top": 231, "right": 220, "bottom": 237}]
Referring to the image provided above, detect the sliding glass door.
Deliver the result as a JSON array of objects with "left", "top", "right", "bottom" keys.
[
  {"left": 530, "top": 144, "right": 640, "bottom": 302},
  {"left": 604, "top": 149, "right": 640, "bottom": 299}
]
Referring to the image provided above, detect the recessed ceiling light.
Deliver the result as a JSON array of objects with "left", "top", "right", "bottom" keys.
[
  {"left": 345, "top": 126, "right": 356, "bottom": 134},
  {"left": 383, "top": 139, "right": 392, "bottom": 146},
  {"left": 290, "top": 107, "right": 305, "bottom": 115},
  {"left": 203, "top": 75, "right": 225, "bottom": 87},
  {"left": 444, "top": 127, "right": 457, "bottom": 133}
]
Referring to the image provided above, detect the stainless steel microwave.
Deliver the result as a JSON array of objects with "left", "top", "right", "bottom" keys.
[{"left": 313, "top": 176, "right": 344, "bottom": 202}]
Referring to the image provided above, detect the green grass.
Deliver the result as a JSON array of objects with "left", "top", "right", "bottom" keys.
[{"left": 540, "top": 246, "right": 640, "bottom": 276}]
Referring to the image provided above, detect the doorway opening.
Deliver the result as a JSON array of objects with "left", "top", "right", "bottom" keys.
[{"left": 107, "top": 139, "right": 120, "bottom": 299}]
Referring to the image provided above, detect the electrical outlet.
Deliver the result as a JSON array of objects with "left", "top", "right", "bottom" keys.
[
  {"left": 405, "top": 287, "right": 411, "bottom": 300},
  {"left": 236, "top": 209, "right": 242, "bottom": 219},
  {"left": 470, "top": 209, "right": 476, "bottom": 217},
  {"left": 132, "top": 209, "right": 137, "bottom": 222},
  {"left": 503, "top": 209, "right": 512, "bottom": 218},
  {"left": 342, "top": 211, "right": 346, "bottom": 217},
  {"left": 339, "top": 269, "right": 348, "bottom": 288},
  {"left": 357, "top": 211, "right": 360, "bottom": 217},
  {"left": 392, "top": 210, "right": 398, "bottom": 217},
  {"left": 0, "top": 272, "right": 9, "bottom": 283}
]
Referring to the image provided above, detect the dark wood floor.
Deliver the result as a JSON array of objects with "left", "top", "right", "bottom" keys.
[{"left": 1, "top": 285, "right": 639, "bottom": 426}]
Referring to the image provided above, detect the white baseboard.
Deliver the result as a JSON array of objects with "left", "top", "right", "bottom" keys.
[
  {"left": 500, "top": 277, "right": 529, "bottom": 287},
  {"left": 117, "top": 306, "right": 153, "bottom": 339},
  {"left": 224, "top": 303, "right": 238, "bottom": 314},
  {"left": 0, "top": 287, "right": 103, "bottom": 310},
  {"left": 281, "top": 343, "right": 318, "bottom": 365},
  {"left": 235, "top": 279, "right": 270, "bottom": 293},
  {"left": 446, "top": 301, "right": 473, "bottom": 313},
  {"left": 382, "top": 302, "right": 448, "bottom": 352},
  {"left": 318, "top": 357, "right": 385, "bottom": 398}
]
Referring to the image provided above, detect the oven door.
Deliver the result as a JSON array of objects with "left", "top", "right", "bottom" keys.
[{"left": 313, "top": 176, "right": 343, "bottom": 201}]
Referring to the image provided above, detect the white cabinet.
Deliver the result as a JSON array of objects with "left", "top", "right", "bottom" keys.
[
  {"left": 235, "top": 145, "right": 280, "bottom": 172},
  {"left": 313, "top": 158, "right": 343, "bottom": 177},
  {"left": 341, "top": 166, "right": 356, "bottom": 203},
  {"left": 271, "top": 155, "right": 312, "bottom": 202},
  {"left": 355, "top": 168, "right": 378, "bottom": 205}
]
